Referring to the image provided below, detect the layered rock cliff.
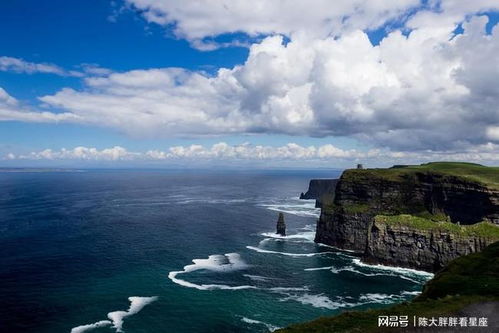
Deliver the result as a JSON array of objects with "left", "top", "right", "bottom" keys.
[
  {"left": 300, "top": 179, "right": 338, "bottom": 208},
  {"left": 364, "top": 216, "right": 494, "bottom": 271},
  {"left": 313, "top": 162, "right": 499, "bottom": 271}
]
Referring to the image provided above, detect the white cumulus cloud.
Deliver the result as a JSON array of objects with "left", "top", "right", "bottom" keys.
[
  {"left": 125, "top": 0, "right": 420, "bottom": 48},
  {"left": 0, "top": 87, "right": 79, "bottom": 122},
  {"left": 6, "top": 142, "right": 499, "bottom": 166},
  {"left": 1, "top": 1, "right": 499, "bottom": 156},
  {"left": 24, "top": 15, "right": 499, "bottom": 151}
]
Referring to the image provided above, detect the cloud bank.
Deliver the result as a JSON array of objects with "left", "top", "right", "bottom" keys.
[
  {"left": 1, "top": 1, "right": 499, "bottom": 157},
  {"left": 6, "top": 142, "right": 499, "bottom": 167}
]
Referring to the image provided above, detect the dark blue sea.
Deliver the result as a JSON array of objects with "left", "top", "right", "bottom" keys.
[{"left": 0, "top": 170, "right": 433, "bottom": 333}]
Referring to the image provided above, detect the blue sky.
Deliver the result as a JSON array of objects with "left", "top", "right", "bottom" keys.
[
  {"left": 0, "top": 0, "right": 249, "bottom": 151},
  {"left": 1, "top": 1, "right": 499, "bottom": 167}
]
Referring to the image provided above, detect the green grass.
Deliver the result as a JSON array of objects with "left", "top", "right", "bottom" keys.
[
  {"left": 342, "top": 162, "right": 499, "bottom": 190},
  {"left": 276, "top": 241, "right": 499, "bottom": 333},
  {"left": 322, "top": 203, "right": 372, "bottom": 214},
  {"left": 343, "top": 203, "right": 371, "bottom": 214},
  {"left": 374, "top": 214, "right": 499, "bottom": 239}
]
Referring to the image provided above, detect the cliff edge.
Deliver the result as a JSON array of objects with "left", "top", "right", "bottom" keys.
[
  {"left": 300, "top": 179, "right": 339, "bottom": 208},
  {"left": 314, "top": 162, "right": 499, "bottom": 271}
]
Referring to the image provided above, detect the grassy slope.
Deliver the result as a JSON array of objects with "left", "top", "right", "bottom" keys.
[
  {"left": 275, "top": 241, "right": 499, "bottom": 333},
  {"left": 342, "top": 162, "right": 499, "bottom": 190},
  {"left": 374, "top": 214, "right": 499, "bottom": 239}
]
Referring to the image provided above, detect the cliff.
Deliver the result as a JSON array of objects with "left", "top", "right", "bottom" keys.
[
  {"left": 276, "top": 241, "right": 499, "bottom": 333},
  {"left": 314, "top": 162, "right": 499, "bottom": 271},
  {"left": 300, "top": 179, "right": 338, "bottom": 208},
  {"left": 364, "top": 215, "right": 495, "bottom": 272}
]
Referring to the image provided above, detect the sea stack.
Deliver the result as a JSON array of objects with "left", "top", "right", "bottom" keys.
[{"left": 276, "top": 212, "right": 286, "bottom": 236}]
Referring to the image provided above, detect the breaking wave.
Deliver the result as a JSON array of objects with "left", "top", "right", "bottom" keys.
[
  {"left": 304, "top": 262, "right": 431, "bottom": 285},
  {"left": 304, "top": 266, "right": 334, "bottom": 271},
  {"left": 351, "top": 259, "right": 434, "bottom": 278},
  {"left": 70, "top": 296, "right": 158, "bottom": 333},
  {"left": 260, "top": 231, "right": 315, "bottom": 243},
  {"left": 278, "top": 293, "right": 349, "bottom": 310},
  {"left": 71, "top": 321, "right": 112, "bottom": 333},
  {"left": 168, "top": 253, "right": 256, "bottom": 290},
  {"left": 258, "top": 198, "right": 320, "bottom": 217},
  {"left": 275, "top": 290, "right": 422, "bottom": 310},
  {"left": 246, "top": 245, "right": 332, "bottom": 257},
  {"left": 241, "top": 317, "right": 280, "bottom": 332}
]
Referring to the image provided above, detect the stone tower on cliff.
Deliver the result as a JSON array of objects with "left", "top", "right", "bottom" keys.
[{"left": 276, "top": 212, "right": 286, "bottom": 236}]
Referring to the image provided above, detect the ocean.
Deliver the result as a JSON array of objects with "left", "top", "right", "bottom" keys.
[{"left": 0, "top": 170, "right": 433, "bottom": 333}]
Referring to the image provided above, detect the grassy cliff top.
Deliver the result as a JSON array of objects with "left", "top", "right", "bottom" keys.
[
  {"left": 342, "top": 162, "right": 499, "bottom": 189},
  {"left": 374, "top": 214, "right": 499, "bottom": 239},
  {"left": 275, "top": 241, "right": 499, "bottom": 333}
]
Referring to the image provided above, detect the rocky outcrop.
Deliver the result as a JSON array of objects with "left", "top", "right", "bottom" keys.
[
  {"left": 363, "top": 221, "right": 494, "bottom": 271},
  {"left": 300, "top": 179, "right": 338, "bottom": 208},
  {"left": 313, "top": 163, "right": 499, "bottom": 271},
  {"left": 276, "top": 212, "right": 286, "bottom": 236}
]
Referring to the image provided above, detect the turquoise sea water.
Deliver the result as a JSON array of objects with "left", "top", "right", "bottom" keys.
[{"left": 0, "top": 170, "right": 433, "bottom": 332}]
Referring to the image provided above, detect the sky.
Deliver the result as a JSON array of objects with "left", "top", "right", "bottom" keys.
[{"left": 1, "top": 0, "right": 499, "bottom": 168}]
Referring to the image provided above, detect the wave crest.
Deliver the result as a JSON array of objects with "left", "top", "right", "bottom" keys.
[
  {"left": 70, "top": 296, "right": 158, "bottom": 333},
  {"left": 168, "top": 253, "right": 255, "bottom": 290}
]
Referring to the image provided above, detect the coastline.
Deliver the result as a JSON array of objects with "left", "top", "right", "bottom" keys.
[
  {"left": 276, "top": 241, "right": 499, "bottom": 332},
  {"left": 278, "top": 163, "right": 499, "bottom": 331}
]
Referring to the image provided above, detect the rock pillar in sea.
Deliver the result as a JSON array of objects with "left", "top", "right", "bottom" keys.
[{"left": 276, "top": 212, "right": 286, "bottom": 236}]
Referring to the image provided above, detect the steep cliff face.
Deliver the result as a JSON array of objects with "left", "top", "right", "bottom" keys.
[
  {"left": 314, "top": 162, "right": 499, "bottom": 271},
  {"left": 364, "top": 219, "right": 494, "bottom": 271},
  {"left": 300, "top": 179, "right": 338, "bottom": 208},
  {"left": 316, "top": 209, "right": 374, "bottom": 252},
  {"left": 333, "top": 169, "right": 499, "bottom": 224}
]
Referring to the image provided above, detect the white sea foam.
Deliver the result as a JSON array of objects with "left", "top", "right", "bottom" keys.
[
  {"left": 262, "top": 206, "right": 320, "bottom": 217},
  {"left": 107, "top": 296, "right": 158, "bottom": 332},
  {"left": 168, "top": 253, "right": 256, "bottom": 290},
  {"left": 351, "top": 259, "right": 434, "bottom": 278},
  {"left": 269, "top": 286, "right": 310, "bottom": 292},
  {"left": 304, "top": 266, "right": 334, "bottom": 271},
  {"left": 277, "top": 289, "right": 421, "bottom": 310},
  {"left": 300, "top": 224, "right": 316, "bottom": 231},
  {"left": 70, "top": 320, "right": 112, "bottom": 333},
  {"left": 329, "top": 265, "right": 407, "bottom": 278},
  {"left": 241, "top": 317, "right": 280, "bottom": 332},
  {"left": 70, "top": 296, "right": 157, "bottom": 333},
  {"left": 358, "top": 293, "right": 408, "bottom": 304},
  {"left": 316, "top": 243, "right": 361, "bottom": 254},
  {"left": 260, "top": 231, "right": 315, "bottom": 242},
  {"left": 304, "top": 264, "right": 423, "bottom": 284},
  {"left": 259, "top": 199, "right": 320, "bottom": 217},
  {"left": 246, "top": 246, "right": 332, "bottom": 257},
  {"left": 177, "top": 198, "right": 247, "bottom": 205},
  {"left": 347, "top": 267, "right": 421, "bottom": 284},
  {"left": 279, "top": 293, "right": 351, "bottom": 310},
  {"left": 243, "top": 274, "right": 274, "bottom": 282}
]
